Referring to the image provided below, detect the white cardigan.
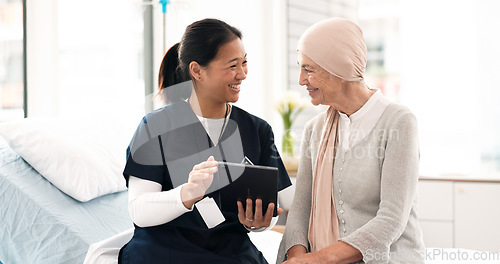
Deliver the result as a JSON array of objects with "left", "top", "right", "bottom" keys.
[{"left": 277, "top": 103, "right": 425, "bottom": 264}]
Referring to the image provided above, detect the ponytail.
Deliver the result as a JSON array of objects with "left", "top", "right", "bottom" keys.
[{"left": 157, "top": 43, "right": 191, "bottom": 104}]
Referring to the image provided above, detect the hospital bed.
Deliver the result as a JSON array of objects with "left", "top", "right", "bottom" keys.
[
  {"left": 0, "top": 126, "right": 284, "bottom": 264},
  {"left": 1, "top": 118, "right": 499, "bottom": 264},
  {"left": 0, "top": 138, "right": 133, "bottom": 263}
]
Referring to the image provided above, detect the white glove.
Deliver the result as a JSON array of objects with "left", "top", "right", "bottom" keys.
[{"left": 181, "top": 156, "right": 218, "bottom": 208}]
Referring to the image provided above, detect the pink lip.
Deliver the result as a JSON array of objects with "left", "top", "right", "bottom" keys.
[
  {"left": 307, "top": 87, "right": 318, "bottom": 96},
  {"left": 229, "top": 84, "right": 240, "bottom": 93}
]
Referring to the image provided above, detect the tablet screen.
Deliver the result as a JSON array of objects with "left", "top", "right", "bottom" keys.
[{"left": 215, "top": 162, "right": 279, "bottom": 217}]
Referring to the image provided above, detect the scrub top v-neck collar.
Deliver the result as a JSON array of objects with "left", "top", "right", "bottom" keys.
[
  {"left": 195, "top": 105, "right": 232, "bottom": 147},
  {"left": 182, "top": 100, "right": 234, "bottom": 149}
]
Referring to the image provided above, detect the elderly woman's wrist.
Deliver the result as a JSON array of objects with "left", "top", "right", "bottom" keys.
[
  {"left": 287, "top": 244, "right": 308, "bottom": 258},
  {"left": 316, "top": 247, "right": 339, "bottom": 263}
]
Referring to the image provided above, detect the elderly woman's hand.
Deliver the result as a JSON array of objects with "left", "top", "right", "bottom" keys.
[
  {"left": 283, "top": 251, "right": 329, "bottom": 264},
  {"left": 284, "top": 241, "right": 362, "bottom": 264},
  {"left": 237, "top": 198, "right": 283, "bottom": 229}
]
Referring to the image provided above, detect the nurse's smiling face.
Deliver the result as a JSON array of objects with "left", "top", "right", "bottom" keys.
[{"left": 199, "top": 38, "right": 247, "bottom": 104}]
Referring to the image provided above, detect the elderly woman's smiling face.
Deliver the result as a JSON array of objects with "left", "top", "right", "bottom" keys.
[{"left": 297, "top": 51, "right": 343, "bottom": 106}]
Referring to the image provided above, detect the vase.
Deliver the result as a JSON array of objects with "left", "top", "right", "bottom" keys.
[
  {"left": 281, "top": 129, "right": 299, "bottom": 174},
  {"left": 282, "top": 155, "right": 299, "bottom": 175},
  {"left": 282, "top": 129, "right": 295, "bottom": 157}
]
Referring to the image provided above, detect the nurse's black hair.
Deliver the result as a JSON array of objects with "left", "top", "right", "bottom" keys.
[{"left": 157, "top": 18, "right": 242, "bottom": 104}]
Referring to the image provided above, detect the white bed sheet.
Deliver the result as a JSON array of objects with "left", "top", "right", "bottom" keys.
[
  {"left": 85, "top": 229, "right": 500, "bottom": 264},
  {"left": 84, "top": 228, "right": 284, "bottom": 264},
  {"left": 0, "top": 139, "right": 133, "bottom": 264}
]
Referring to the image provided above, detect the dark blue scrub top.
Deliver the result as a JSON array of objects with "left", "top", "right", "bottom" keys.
[{"left": 119, "top": 101, "right": 291, "bottom": 264}]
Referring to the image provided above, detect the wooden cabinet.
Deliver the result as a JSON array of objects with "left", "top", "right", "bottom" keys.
[{"left": 417, "top": 179, "right": 500, "bottom": 251}]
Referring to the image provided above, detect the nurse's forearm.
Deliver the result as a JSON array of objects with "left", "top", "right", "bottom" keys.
[
  {"left": 180, "top": 186, "right": 203, "bottom": 209},
  {"left": 128, "top": 176, "right": 191, "bottom": 227}
]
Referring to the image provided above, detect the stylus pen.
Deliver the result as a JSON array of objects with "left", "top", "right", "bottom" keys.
[
  {"left": 217, "top": 161, "right": 246, "bottom": 168},
  {"left": 242, "top": 156, "right": 254, "bottom": 165}
]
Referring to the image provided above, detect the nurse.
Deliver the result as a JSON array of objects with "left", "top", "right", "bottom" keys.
[{"left": 118, "top": 18, "right": 291, "bottom": 264}]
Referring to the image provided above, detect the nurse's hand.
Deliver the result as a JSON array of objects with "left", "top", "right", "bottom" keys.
[
  {"left": 181, "top": 156, "right": 218, "bottom": 209},
  {"left": 237, "top": 198, "right": 283, "bottom": 229}
]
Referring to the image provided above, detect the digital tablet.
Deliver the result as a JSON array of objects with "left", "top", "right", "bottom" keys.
[{"left": 215, "top": 162, "right": 279, "bottom": 217}]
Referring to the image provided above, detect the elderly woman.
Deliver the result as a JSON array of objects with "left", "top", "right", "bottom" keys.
[{"left": 277, "top": 18, "right": 425, "bottom": 264}]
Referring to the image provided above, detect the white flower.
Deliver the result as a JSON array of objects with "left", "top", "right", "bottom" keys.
[{"left": 276, "top": 90, "right": 308, "bottom": 130}]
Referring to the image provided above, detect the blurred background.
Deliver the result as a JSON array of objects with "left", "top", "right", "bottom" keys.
[{"left": 1, "top": 0, "right": 500, "bottom": 252}]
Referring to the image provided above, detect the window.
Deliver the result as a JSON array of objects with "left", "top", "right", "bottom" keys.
[
  {"left": 26, "top": 0, "right": 146, "bottom": 131},
  {"left": 25, "top": 0, "right": 285, "bottom": 132},
  {"left": 0, "top": 0, "right": 24, "bottom": 121},
  {"left": 359, "top": 0, "right": 500, "bottom": 178}
]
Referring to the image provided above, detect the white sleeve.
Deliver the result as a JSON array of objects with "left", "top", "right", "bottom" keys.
[{"left": 128, "top": 176, "right": 192, "bottom": 227}]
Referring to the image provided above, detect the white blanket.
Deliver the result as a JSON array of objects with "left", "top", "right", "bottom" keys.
[
  {"left": 84, "top": 228, "right": 284, "bottom": 264},
  {"left": 85, "top": 230, "right": 500, "bottom": 264}
]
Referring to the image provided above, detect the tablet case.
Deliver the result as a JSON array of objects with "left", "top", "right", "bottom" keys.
[{"left": 215, "top": 162, "right": 279, "bottom": 217}]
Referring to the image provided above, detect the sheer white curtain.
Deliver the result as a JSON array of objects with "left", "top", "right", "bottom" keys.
[
  {"left": 27, "top": 0, "right": 286, "bottom": 134},
  {"left": 398, "top": 0, "right": 500, "bottom": 177},
  {"left": 0, "top": 0, "right": 24, "bottom": 121},
  {"left": 359, "top": 0, "right": 500, "bottom": 177},
  {"left": 27, "top": 0, "right": 145, "bottom": 131}
]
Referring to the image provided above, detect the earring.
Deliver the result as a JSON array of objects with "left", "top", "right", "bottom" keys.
[{"left": 198, "top": 77, "right": 201, "bottom": 80}]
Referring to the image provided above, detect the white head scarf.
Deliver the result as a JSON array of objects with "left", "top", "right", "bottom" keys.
[{"left": 297, "top": 17, "right": 367, "bottom": 81}]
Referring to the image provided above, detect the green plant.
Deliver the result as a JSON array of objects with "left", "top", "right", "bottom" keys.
[{"left": 276, "top": 91, "right": 307, "bottom": 156}]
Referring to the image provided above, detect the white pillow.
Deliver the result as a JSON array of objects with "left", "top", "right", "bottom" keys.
[{"left": 0, "top": 117, "right": 130, "bottom": 202}]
